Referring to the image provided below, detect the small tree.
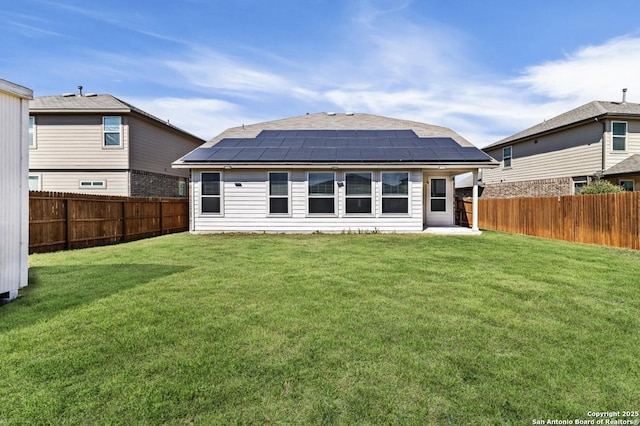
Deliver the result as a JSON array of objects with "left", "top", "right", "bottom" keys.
[{"left": 577, "top": 179, "right": 625, "bottom": 194}]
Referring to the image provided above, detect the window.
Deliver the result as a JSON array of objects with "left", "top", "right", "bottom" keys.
[
  {"left": 430, "top": 178, "right": 447, "bottom": 212},
  {"left": 503, "top": 146, "right": 512, "bottom": 168},
  {"left": 308, "top": 172, "right": 335, "bottom": 214},
  {"left": 178, "top": 179, "right": 187, "bottom": 197},
  {"left": 29, "top": 116, "right": 36, "bottom": 148},
  {"left": 28, "top": 175, "right": 40, "bottom": 191},
  {"left": 345, "top": 172, "right": 372, "bottom": 214},
  {"left": 612, "top": 121, "right": 627, "bottom": 151},
  {"left": 381, "top": 172, "right": 409, "bottom": 214},
  {"left": 572, "top": 176, "right": 588, "bottom": 194},
  {"left": 79, "top": 180, "right": 105, "bottom": 188},
  {"left": 103, "top": 116, "right": 122, "bottom": 147},
  {"left": 620, "top": 180, "right": 634, "bottom": 191},
  {"left": 201, "top": 172, "right": 221, "bottom": 214},
  {"left": 269, "top": 172, "right": 289, "bottom": 214}
]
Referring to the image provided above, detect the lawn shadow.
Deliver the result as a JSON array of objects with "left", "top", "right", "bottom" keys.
[{"left": 0, "top": 263, "right": 190, "bottom": 333}]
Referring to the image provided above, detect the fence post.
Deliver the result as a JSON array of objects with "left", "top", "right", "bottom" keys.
[
  {"left": 159, "top": 200, "right": 164, "bottom": 235},
  {"left": 121, "top": 200, "right": 127, "bottom": 242},
  {"left": 65, "top": 197, "right": 71, "bottom": 250}
]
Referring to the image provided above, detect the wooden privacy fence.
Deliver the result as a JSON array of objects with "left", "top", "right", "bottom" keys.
[
  {"left": 29, "top": 191, "right": 189, "bottom": 253},
  {"left": 459, "top": 192, "right": 640, "bottom": 250}
]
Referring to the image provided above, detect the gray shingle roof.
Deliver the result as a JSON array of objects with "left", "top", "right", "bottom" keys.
[
  {"left": 30, "top": 94, "right": 204, "bottom": 142},
  {"left": 485, "top": 100, "right": 640, "bottom": 149},
  {"left": 176, "top": 112, "right": 497, "bottom": 166},
  {"left": 603, "top": 154, "right": 640, "bottom": 176}
]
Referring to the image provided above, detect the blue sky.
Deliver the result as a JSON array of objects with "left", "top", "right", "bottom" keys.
[{"left": 2, "top": 0, "right": 640, "bottom": 146}]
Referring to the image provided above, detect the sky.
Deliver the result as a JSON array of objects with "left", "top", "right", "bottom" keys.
[{"left": 2, "top": 0, "right": 640, "bottom": 146}]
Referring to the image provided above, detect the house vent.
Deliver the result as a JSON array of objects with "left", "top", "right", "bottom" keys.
[
  {"left": 85, "top": 93, "right": 98, "bottom": 97},
  {"left": 327, "top": 112, "right": 336, "bottom": 116},
  {"left": 345, "top": 112, "right": 354, "bottom": 116},
  {"left": 62, "top": 93, "right": 75, "bottom": 97},
  {"left": 622, "top": 88, "right": 627, "bottom": 103}
]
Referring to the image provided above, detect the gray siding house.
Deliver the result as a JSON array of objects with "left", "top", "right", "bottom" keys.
[
  {"left": 482, "top": 96, "right": 640, "bottom": 198},
  {"left": 173, "top": 112, "right": 497, "bottom": 233},
  {"left": 0, "top": 79, "right": 32, "bottom": 301},
  {"left": 29, "top": 92, "right": 205, "bottom": 196}
]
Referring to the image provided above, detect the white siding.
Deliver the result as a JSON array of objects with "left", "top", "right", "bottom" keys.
[
  {"left": 483, "top": 122, "right": 603, "bottom": 184},
  {"left": 38, "top": 171, "right": 129, "bottom": 196},
  {"left": 128, "top": 116, "right": 202, "bottom": 178},
  {"left": 29, "top": 114, "right": 129, "bottom": 170},
  {"left": 191, "top": 169, "right": 425, "bottom": 233},
  {"left": 0, "top": 82, "right": 32, "bottom": 299}
]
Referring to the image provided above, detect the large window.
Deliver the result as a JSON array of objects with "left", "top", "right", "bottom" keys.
[
  {"left": 269, "top": 172, "right": 289, "bottom": 214},
  {"left": 201, "top": 172, "right": 221, "bottom": 214},
  {"left": 503, "top": 146, "right": 512, "bottom": 168},
  {"left": 430, "top": 178, "right": 447, "bottom": 212},
  {"left": 620, "top": 180, "right": 634, "bottom": 191},
  {"left": 612, "top": 121, "right": 627, "bottom": 151},
  {"left": 103, "top": 116, "right": 122, "bottom": 147},
  {"left": 29, "top": 116, "right": 36, "bottom": 148},
  {"left": 381, "top": 172, "right": 409, "bottom": 214},
  {"left": 345, "top": 172, "right": 372, "bottom": 214},
  {"left": 308, "top": 172, "right": 335, "bottom": 214}
]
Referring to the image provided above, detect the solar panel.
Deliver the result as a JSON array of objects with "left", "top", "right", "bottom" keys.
[
  {"left": 181, "top": 147, "right": 216, "bottom": 162},
  {"left": 211, "top": 148, "right": 244, "bottom": 161},
  {"left": 233, "top": 148, "right": 266, "bottom": 161},
  {"left": 284, "top": 148, "right": 314, "bottom": 161},
  {"left": 259, "top": 148, "right": 290, "bottom": 161},
  {"left": 310, "top": 148, "right": 337, "bottom": 162},
  {"left": 336, "top": 148, "right": 362, "bottom": 161}
]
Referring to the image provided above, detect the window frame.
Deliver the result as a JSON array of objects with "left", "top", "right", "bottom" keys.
[
  {"left": 429, "top": 178, "right": 448, "bottom": 212},
  {"left": 28, "top": 174, "right": 41, "bottom": 191},
  {"left": 200, "top": 172, "right": 222, "bottom": 215},
  {"left": 307, "top": 171, "right": 336, "bottom": 215},
  {"left": 381, "top": 171, "right": 410, "bottom": 215},
  {"left": 103, "top": 116, "right": 122, "bottom": 148},
  {"left": 572, "top": 176, "right": 588, "bottom": 194},
  {"left": 29, "top": 116, "right": 36, "bottom": 149},
  {"left": 619, "top": 180, "right": 634, "bottom": 191},
  {"left": 503, "top": 146, "right": 512, "bottom": 168},
  {"left": 268, "top": 171, "right": 290, "bottom": 216},
  {"left": 612, "top": 121, "right": 627, "bottom": 152},
  {"left": 344, "top": 171, "right": 373, "bottom": 216}
]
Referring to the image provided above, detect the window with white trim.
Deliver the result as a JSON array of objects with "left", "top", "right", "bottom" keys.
[
  {"left": 80, "top": 180, "right": 106, "bottom": 188},
  {"left": 28, "top": 175, "right": 40, "bottom": 191},
  {"left": 201, "top": 172, "right": 221, "bottom": 214},
  {"left": 29, "top": 116, "right": 36, "bottom": 148},
  {"left": 345, "top": 172, "right": 372, "bottom": 214},
  {"left": 572, "top": 176, "right": 588, "bottom": 194},
  {"left": 612, "top": 121, "right": 627, "bottom": 151},
  {"left": 430, "top": 178, "right": 447, "bottom": 212},
  {"left": 308, "top": 172, "right": 335, "bottom": 214},
  {"left": 381, "top": 172, "right": 409, "bottom": 214},
  {"left": 103, "top": 116, "right": 122, "bottom": 147},
  {"left": 620, "top": 180, "right": 634, "bottom": 191},
  {"left": 269, "top": 172, "right": 289, "bottom": 214},
  {"left": 503, "top": 146, "right": 512, "bottom": 168}
]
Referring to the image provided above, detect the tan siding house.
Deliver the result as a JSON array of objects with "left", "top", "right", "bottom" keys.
[
  {"left": 174, "top": 113, "right": 498, "bottom": 233},
  {"left": 482, "top": 98, "right": 640, "bottom": 198},
  {"left": 0, "top": 79, "right": 32, "bottom": 301},
  {"left": 29, "top": 93, "right": 205, "bottom": 196}
]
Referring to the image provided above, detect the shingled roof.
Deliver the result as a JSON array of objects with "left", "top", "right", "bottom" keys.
[
  {"left": 485, "top": 100, "right": 640, "bottom": 150},
  {"left": 603, "top": 154, "right": 640, "bottom": 176},
  {"left": 30, "top": 94, "right": 204, "bottom": 142}
]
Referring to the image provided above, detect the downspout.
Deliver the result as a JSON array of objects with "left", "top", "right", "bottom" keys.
[{"left": 598, "top": 117, "right": 606, "bottom": 178}]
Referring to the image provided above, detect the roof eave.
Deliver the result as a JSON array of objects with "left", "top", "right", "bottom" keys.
[{"left": 172, "top": 160, "right": 498, "bottom": 170}]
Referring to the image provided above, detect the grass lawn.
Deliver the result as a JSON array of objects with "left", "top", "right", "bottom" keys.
[{"left": 1, "top": 231, "right": 639, "bottom": 425}]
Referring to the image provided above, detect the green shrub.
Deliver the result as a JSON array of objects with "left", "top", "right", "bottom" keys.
[{"left": 577, "top": 179, "right": 625, "bottom": 194}]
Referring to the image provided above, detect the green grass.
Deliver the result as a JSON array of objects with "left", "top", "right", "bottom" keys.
[{"left": 1, "top": 231, "right": 639, "bottom": 425}]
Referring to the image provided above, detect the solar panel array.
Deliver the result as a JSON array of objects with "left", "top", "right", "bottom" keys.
[{"left": 182, "top": 129, "right": 493, "bottom": 163}]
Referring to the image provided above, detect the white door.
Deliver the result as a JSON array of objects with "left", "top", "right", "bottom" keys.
[{"left": 425, "top": 177, "right": 454, "bottom": 226}]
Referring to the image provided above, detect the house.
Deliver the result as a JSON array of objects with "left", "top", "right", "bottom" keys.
[
  {"left": 0, "top": 79, "right": 33, "bottom": 301},
  {"left": 29, "top": 90, "right": 205, "bottom": 196},
  {"left": 481, "top": 93, "right": 640, "bottom": 198},
  {"left": 172, "top": 112, "right": 498, "bottom": 233}
]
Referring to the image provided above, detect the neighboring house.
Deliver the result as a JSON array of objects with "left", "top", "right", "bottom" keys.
[
  {"left": 0, "top": 79, "right": 32, "bottom": 301},
  {"left": 29, "top": 91, "right": 205, "bottom": 196},
  {"left": 173, "top": 112, "right": 497, "bottom": 233},
  {"left": 481, "top": 94, "right": 640, "bottom": 198}
]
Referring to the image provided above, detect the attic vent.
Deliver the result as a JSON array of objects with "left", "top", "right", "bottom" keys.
[
  {"left": 62, "top": 93, "right": 75, "bottom": 97},
  {"left": 85, "top": 93, "right": 98, "bottom": 97},
  {"left": 327, "top": 112, "right": 336, "bottom": 116},
  {"left": 345, "top": 112, "right": 354, "bottom": 116}
]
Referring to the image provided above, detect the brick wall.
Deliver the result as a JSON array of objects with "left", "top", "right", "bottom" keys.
[
  {"left": 476, "top": 177, "right": 575, "bottom": 199},
  {"left": 130, "top": 170, "right": 187, "bottom": 197}
]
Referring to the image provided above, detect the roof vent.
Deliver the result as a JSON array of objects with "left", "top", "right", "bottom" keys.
[
  {"left": 327, "top": 112, "right": 336, "bottom": 116},
  {"left": 622, "top": 88, "right": 628, "bottom": 103},
  {"left": 345, "top": 112, "right": 354, "bottom": 116},
  {"left": 85, "top": 93, "right": 98, "bottom": 97},
  {"left": 62, "top": 93, "right": 75, "bottom": 97}
]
